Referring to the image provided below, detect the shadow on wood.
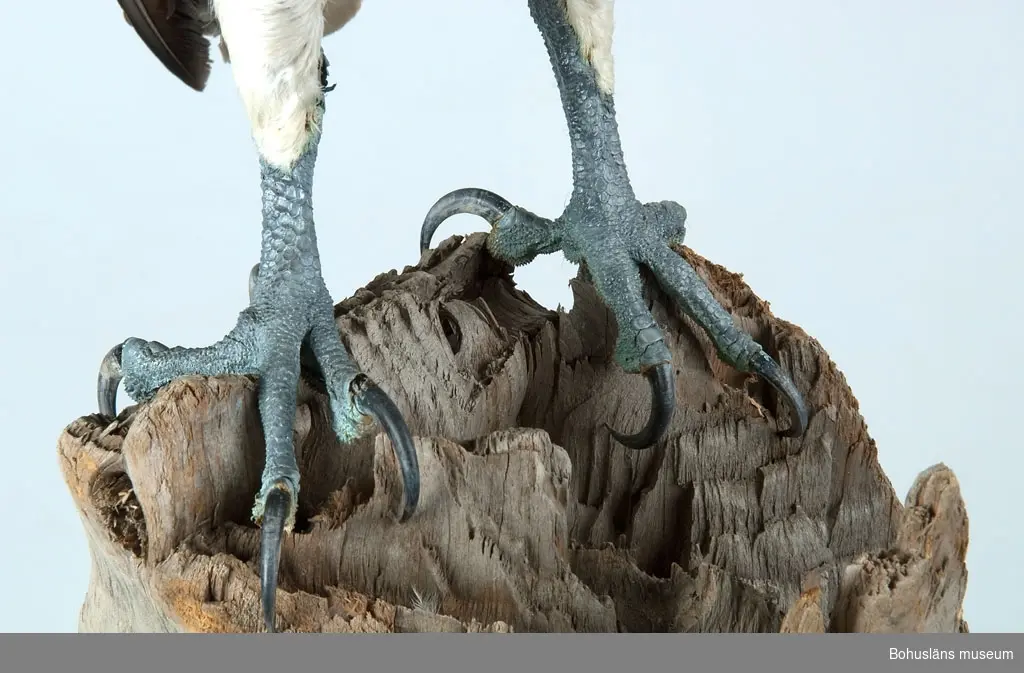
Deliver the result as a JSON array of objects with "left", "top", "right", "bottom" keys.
[{"left": 57, "top": 233, "right": 970, "bottom": 633}]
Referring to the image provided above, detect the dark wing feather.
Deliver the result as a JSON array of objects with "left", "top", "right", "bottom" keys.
[{"left": 117, "top": 0, "right": 212, "bottom": 91}]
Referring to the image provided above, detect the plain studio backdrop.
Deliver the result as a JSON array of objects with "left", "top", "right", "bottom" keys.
[{"left": 0, "top": 1, "right": 1019, "bottom": 632}]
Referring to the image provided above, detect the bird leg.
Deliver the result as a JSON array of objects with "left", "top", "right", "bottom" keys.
[
  {"left": 96, "top": 58, "right": 420, "bottom": 632},
  {"left": 421, "top": 0, "right": 809, "bottom": 448}
]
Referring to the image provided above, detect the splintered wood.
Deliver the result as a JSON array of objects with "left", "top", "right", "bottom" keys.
[{"left": 58, "top": 233, "right": 969, "bottom": 633}]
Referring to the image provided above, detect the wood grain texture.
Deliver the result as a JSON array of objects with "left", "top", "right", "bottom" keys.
[{"left": 57, "top": 233, "right": 969, "bottom": 632}]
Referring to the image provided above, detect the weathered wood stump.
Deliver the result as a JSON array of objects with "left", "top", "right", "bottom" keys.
[{"left": 58, "top": 234, "right": 970, "bottom": 633}]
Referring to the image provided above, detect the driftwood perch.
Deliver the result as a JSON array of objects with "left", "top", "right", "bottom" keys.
[{"left": 58, "top": 234, "right": 970, "bottom": 633}]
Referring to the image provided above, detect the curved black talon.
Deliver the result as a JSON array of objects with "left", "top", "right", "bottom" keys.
[
  {"left": 420, "top": 188, "right": 514, "bottom": 253},
  {"left": 260, "top": 482, "right": 290, "bottom": 633},
  {"left": 606, "top": 362, "right": 676, "bottom": 450},
  {"left": 97, "top": 340, "right": 169, "bottom": 417},
  {"left": 351, "top": 376, "right": 420, "bottom": 521},
  {"left": 749, "top": 350, "right": 809, "bottom": 438},
  {"left": 97, "top": 343, "right": 125, "bottom": 418}
]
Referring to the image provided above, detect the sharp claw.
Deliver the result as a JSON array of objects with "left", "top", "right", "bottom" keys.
[
  {"left": 98, "top": 343, "right": 125, "bottom": 417},
  {"left": 420, "top": 188, "right": 514, "bottom": 254},
  {"left": 259, "top": 482, "right": 290, "bottom": 633},
  {"left": 97, "top": 340, "right": 171, "bottom": 417},
  {"left": 351, "top": 377, "right": 420, "bottom": 522},
  {"left": 606, "top": 362, "right": 675, "bottom": 450},
  {"left": 748, "top": 350, "right": 809, "bottom": 438}
]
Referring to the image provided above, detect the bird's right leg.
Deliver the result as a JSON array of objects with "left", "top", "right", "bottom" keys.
[{"left": 99, "top": 0, "right": 420, "bottom": 632}]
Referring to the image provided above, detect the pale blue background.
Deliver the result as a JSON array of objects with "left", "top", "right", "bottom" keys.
[{"left": 0, "top": 0, "right": 1019, "bottom": 632}]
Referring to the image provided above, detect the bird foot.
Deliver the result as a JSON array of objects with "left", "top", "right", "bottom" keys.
[
  {"left": 96, "top": 265, "right": 419, "bottom": 631},
  {"left": 419, "top": 0, "right": 810, "bottom": 450},
  {"left": 421, "top": 190, "right": 808, "bottom": 447}
]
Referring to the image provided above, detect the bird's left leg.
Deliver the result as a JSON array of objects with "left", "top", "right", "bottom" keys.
[{"left": 422, "top": 0, "right": 809, "bottom": 449}]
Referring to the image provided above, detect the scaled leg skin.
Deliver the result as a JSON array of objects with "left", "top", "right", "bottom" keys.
[
  {"left": 421, "top": 0, "right": 809, "bottom": 448},
  {"left": 97, "top": 61, "right": 420, "bottom": 634}
]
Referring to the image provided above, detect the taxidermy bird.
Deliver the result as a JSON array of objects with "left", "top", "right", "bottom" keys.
[{"left": 104, "top": 0, "right": 809, "bottom": 632}]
